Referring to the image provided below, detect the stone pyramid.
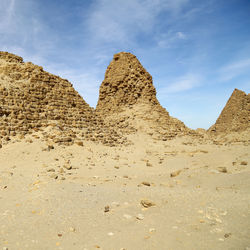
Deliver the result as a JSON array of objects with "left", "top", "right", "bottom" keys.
[
  {"left": 209, "top": 88, "right": 250, "bottom": 134},
  {"left": 96, "top": 52, "right": 195, "bottom": 140},
  {"left": 0, "top": 51, "right": 125, "bottom": 146}
]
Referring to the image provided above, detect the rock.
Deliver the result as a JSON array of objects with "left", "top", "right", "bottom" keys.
[
  {"left": 240, "top": 161, "right": 248, "bottom": 165},
  {"left": 218, "top": 167, "right": 227, "bottom": 173},
  {"left": 64, "top": 164, "right": 72, "bottom": 170},
  {"left": 170, "top": 170, "right": 181, "bottom": 177},
  {"left": 136, "top": 214, "right": 144, "bottom": 220},
  {"left": 47, "top": 168, "right": 55, "bottom": 172},
  {"left": 141, "top": 181, "right": 151, "bottom": 186},
  {"left": 50, "top": 173, "right": 58, "bottom": 179},
  {"left": 104, "top": 205, "right": 110, "bottom": 212},
  {"left": 141, "top": 199, "right": 156, "bottom": 208},
  {"left": 224, "top": 233, "right": 231, "bottom": 238},
  {"left": 69, "top": 227, "right": 76, "bottom": 232},
  {"left": 146, "top": 162, "right": 153, "bottom": 167}
]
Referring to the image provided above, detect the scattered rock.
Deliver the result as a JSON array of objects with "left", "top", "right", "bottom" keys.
[
  {"left": 47, "top": 168, "right": 55, "bottom": 172},
  {"left": 170, "top": 170, "right": 181, "bottom": 177},
  {"left": 141, "top": 181, "right": 151, "bottom": 186},
  {"left": 141, "top": 199, "right": 156, "bottom": 208},
  {"left": 224, "top": 233, "right": 231, "bottom": 238},
  {"left": 218, "top": 167, "right": 227, "bottom": 173},
  {"left": 136, "top": 214, "right": 144, "bottom": 220},
  {"left": 240, "top": 161, "right": 248, "bottom": 165},
  {"left": 104, "top": 205, "right": 110, "bottom": 212}
]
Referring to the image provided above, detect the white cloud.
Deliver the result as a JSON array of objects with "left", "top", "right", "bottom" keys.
[
  {"left": 157, "top": 31, "right": 187, "bottom": 48},
  {"left": 86, "top": 0, "right": 189, "bottom": 45},
  {"left": 219, "top": 58, "right": 250, "bottom": 82},
  {"left": 160, "top": 74, "right": 201, "bottom": 93}
]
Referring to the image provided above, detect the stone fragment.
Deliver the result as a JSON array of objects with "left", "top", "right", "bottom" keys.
[
  {"left": 170, "top": 170, "right": 181, "bottom": 177},
  {"left": 136, "top": 214, "right": 144, "bottom": 220},
  {"left": 104, "top": 206, "right": 110, "bottom": 212},
  {"left": 141, "top": 199, "right": 155, "bottom": 208}
]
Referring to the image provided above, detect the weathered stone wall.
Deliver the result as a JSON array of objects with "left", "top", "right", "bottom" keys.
[
  {"left": 0, "top": 51, "right": 125, "bottom": 146},
  {"left": 209, "top": 89, "right": 250, "bottom": 134},
  {"left": 96, "top": 52, "right": 196, "bottom": 140}
]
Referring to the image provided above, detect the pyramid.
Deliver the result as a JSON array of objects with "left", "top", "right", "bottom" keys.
[
  {"left": 96, "top": 52, "right": 195, "bottom": 140},
  {"left": 209, "top": 88, "right": 250, "bottom": 134},
  {"left": 0, "top": 51, "right": 125, "bottom": 146}
]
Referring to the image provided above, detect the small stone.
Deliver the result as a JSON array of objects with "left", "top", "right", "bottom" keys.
[
  {"left": 69, "top": 227, "right": 76, "bottom": 232},
  {"left": 146, "top": 162, "right": 152, "bottom": 167},
  {"left": 47, "top": 145, "right": 54, "bottom": 151},
  {"left": 136, "top": 214, "right": 144, "bottom": 220},
  {"left": 218, "top": 167, "right": 227, "bottom": 173},
  {"left": 224, "top": 233, "right": 231, "bottom": 238},
  {"left": 108, "top": 232, "right": 114, "bottom": 236},
  {"left": 104, "top": 205, "right": 110, "bottom": 212},
  {"left": 50, "top": 173, "right": 58, "bottom": 179},
  {"left": 170, "top": 170, "right": 181, "bottom": 177},
  {"left": 58, "top": 233, "right": 62, "bottom": 237},
  {"left": 149, "top": 228, "right": 156, "bottom": 233},
  {"left": 114, "top": 166, "right": 119, "bottom": 169},
  {"left": 47, "top": 168, "right": 55, "bottom": 172},
  {"left": 64, "top": 164, "right": 72, "bottom": 170},
  {"left": 240, "top": 161, "right": 248, "bottom": 165},
  {"left": 141, "top": 181, "right": 150, "bottom": 186},
  {"left": 3, "top": 247, "right": 8, "bottom": 250},
  {"left": 141, "top": 199, "right": 155, "bottom": 208}
]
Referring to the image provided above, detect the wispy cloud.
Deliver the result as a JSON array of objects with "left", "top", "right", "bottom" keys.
[
  {"left": 219, "top": 58, "right": 250, "bottom": 82},
  {"left": 156, "top": 30, "right": 187, "bottom": 48},
  {"left": 160, "top": 74, "right": 201, "bottom": 93},
  {"left": 86, "top": 0, "right": 189, "bottom": 45}
]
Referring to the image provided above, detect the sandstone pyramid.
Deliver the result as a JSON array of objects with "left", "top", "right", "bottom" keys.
[
  {"left": 209, "top": 88, "right": 250, "bottom": 134},
  {"left": 0, "top": 51, "right": 125, "bottom": 146},
  {"left": 96, "top": 52, "right": 195, "bottom": 140}
]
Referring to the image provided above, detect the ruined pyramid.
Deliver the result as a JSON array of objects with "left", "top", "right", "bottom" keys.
[
  {"left": 209, "top": 88, "right": 250, "bottom": 134},
  {"left": 0, "top": 51, "right": 125, "bottom": 146},
  {"left": 96, "top": 52, "right": 195, "bottom": 140}
]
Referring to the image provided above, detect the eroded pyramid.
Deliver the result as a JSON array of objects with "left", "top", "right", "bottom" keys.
[
  {"left": 96, "top": 52, "right": 195, "bottom": 140},
  {"left": 0, "top": 51, "right": 125, "bottom": 146},
  {"left": 209, "top": 88, "right": 250, "bottom": 134}
]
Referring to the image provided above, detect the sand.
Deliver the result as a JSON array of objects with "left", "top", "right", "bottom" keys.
[{"left": 0, "top": 134, "right": 249, "bottom": 250}]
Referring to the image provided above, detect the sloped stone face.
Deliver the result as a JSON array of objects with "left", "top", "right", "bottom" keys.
[
  {"left": 0, "top": 51, "right": 126, "bottom": 146},
  {"left": 96, "top": 52, "right": 159, "bottom": 113},
  {"left": 96, "top": 52, "right": 195, "bottom": 140},
  {"left": 209, "top": 89, "right": 250, "bottom": 133}
]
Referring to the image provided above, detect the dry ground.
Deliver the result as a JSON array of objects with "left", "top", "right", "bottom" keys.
[{"left": 0, "top": 134, "right": 249, "bottom": 250}]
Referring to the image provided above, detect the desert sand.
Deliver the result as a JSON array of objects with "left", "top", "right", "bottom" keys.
[{"left": 0, "top": 51, "right": 249, "bottom": 250}]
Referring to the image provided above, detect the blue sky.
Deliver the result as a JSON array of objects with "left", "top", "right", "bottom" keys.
[{"left": 1, "top": 0, "right": 250, "bottom": 129}]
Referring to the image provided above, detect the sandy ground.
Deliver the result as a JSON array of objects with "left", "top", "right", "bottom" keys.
[{"left": 0, "top": 134, "right": 249, "bottom": 250}]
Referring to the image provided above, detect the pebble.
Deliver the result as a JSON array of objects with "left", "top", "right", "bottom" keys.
[
  {"left": 104, "top": 206, "right": 110, "bottom": 212},
  {"left": 170, "top": 170, "right": 181, "bottom": 177},
  {"left": 108, "top": 232, "right": 114, "bottom": 236},
  {"left": 149, "top": 228, "right": 156, "bottom": 233},
  {"left": 141, "top": 181, "right": 151, "bottom": 186},
  {"left": 136, "top": 214, "right": 144, "bottom": 220},
  {"left": 240, "top": 161, "right": 248, "bottom": 165},
  {"left": 64, "top": 164, "right": 72, "bottom": 170},
  {"left": 47, "top": 168, "right": 55, "bottom": 172},
  {"left": 141, "top": 199, "right": 156, "bottom": 208},
  {"left": 50, "top": 173, "right": 58, "bottom": 179},
  {"left": 69, "top": 227, "right": 76, "bottom": 232},
  {"left": 218, "top": 167, "right": 227, "bottom": 173}
]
